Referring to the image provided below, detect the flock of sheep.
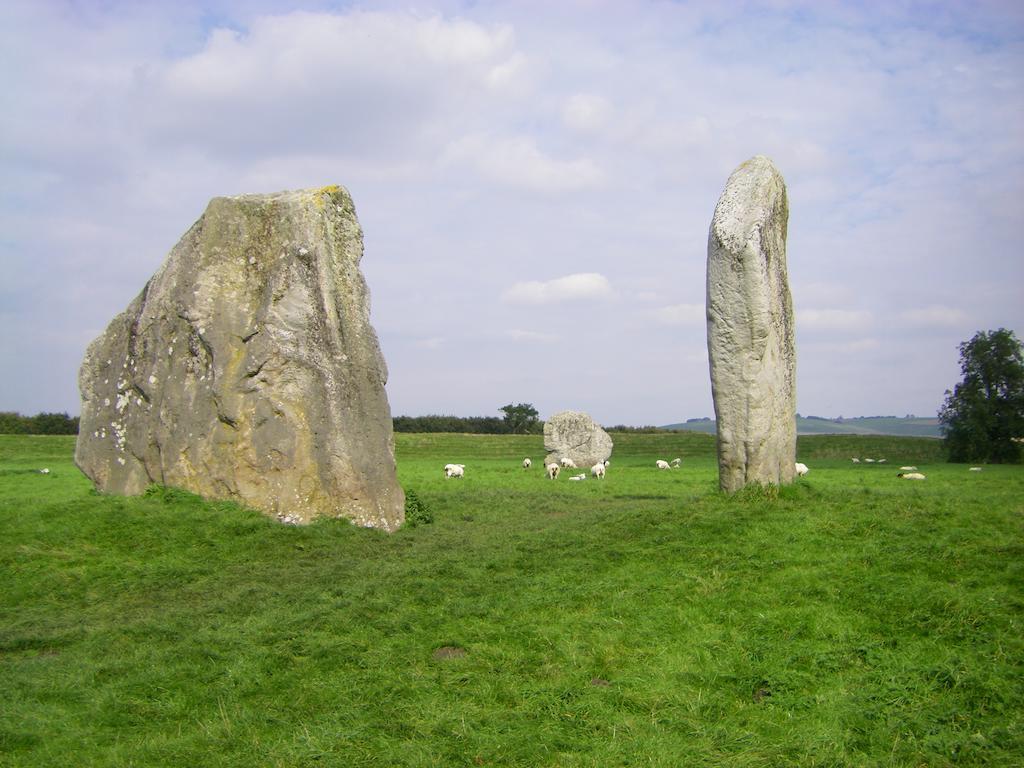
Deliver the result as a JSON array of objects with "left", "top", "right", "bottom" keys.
[
  {"left": 853, "top": 457, "right": 983, "bottom": 480},
  {"left": 440, "top": 457, "right": 989, "bottom": 482},
  {"left": 443, "top": 457, "right": 813, "bottom": 480},
  {"left": 538, "top": 457, "right": 612, "bottom": 481},
  {"left": 444, "top": 456, "right": 616, "bottom": 480},
  {"left": 850, "top": 456, "right": 925, "bottom": 479}
]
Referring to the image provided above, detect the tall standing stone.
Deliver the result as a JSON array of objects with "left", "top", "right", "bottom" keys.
[
  {"left": 544, "top": 411, "right": 613, "bottom": 468},
  {"left": 706, "top": 156, "right": 796, "bottom": 492},
  {"left": 76, "top": 185, "right": 405, "bottom": 530}
]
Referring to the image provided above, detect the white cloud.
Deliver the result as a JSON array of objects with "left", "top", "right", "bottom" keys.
[
  {"left": 163, "top": 12, "right": 516, "bottom": 95},
  {"left": 415, "top": 337, "right": 445, "bottom": 350},
  {"left": 486, "top": 52, "right": 531, "bottom": 89},
  {"left": 443, "top": 133, "right": 604, "bottom": 191},
  {"left": 898, "top": 305, "right": 970, "bottom": 328},
  {"left": 652, "top": 303, "right": 705, "bottom": 327},
  {"left": 634, "top": 292, "right": 663, "bottom": 303},
  {"left": 503, "top": 273, "right": 613, "bottom": 304},
  {"left": 142, "top": 11, "right": 525, "bottom": 161},
  {"left": 505, "top": 329, "right": 559, "bottom": 343},
  {"left": 563, "top": 93, "right": 612, "bottom": 133},
  {"left": 798, "top": 308, "right": 873, "bottom": 332}
]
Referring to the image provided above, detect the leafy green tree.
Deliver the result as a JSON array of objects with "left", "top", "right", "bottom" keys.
[
  {"left": 393, "top": 415, "right": 506, "bottom": 433},
  {"left": 0, "top": 412, "right": 29, "bottom": 434},
  {"left": 0, "top": 411, "right": 79, "bottom": 434},
  {"left": 29, "top": 412, "right": 79, "bottom": 435},
  {"left": 500, "top": 403, "right": 540, "bottom": 434},
  {"left": 939, "top": 329, "right": 1024, "bottom": 463}
]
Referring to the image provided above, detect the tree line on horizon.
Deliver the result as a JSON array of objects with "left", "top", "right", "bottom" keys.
[
  {"left": 392, "top": 415, "right": 665, "bottom": 434},
  {"left": 392, "top": 414, "right": 536, "bottom": 434},
  {"left": 0, "top": 408, "right": 664, "bottom": 438},
  {"left": 0, "top": 411, "right": 79, "bottom": 435}
]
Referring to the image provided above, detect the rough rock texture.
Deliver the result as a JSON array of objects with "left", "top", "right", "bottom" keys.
[
  {"left": 76, "top": 185, "right": 405, "bottom": 530},
  {"left": 544, "top": 411, "right": 613, "bottom": 468},
  {"left": 706, "top": 156, "right": 796, "bottom": 492}
]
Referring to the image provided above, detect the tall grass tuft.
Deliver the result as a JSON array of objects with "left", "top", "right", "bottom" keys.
[{"left": 402, "top": 488, "right": 433, "bottom": 527}]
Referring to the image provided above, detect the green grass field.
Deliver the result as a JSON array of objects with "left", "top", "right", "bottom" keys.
[{"left": 1, "top": 433, "right": 1021, "bottom": 766}]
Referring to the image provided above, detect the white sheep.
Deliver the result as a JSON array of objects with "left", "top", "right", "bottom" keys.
[
  {"left": 591, "top": 462, "right": 606, "bottom": 479},
  {"left": 897, "top": 472, "right": 926, "bottom": 480},
  {"left": 969, "top": 467, "right": 982, "bottom": 472},
  {"left": 671, "top": 458, "right": 682, "bottom": 467},
  {"left": 899, "top": 466, "right": 918, "bottom": 471},
  {"left": 444, "top": 463, "right": 465, "bottom": 479},
  {"left": 546, "top": 463, "right": 561, "bottom": 480},
  {"left": 795, "top": 462, "right": 809, "bottom": 476},
  {"left": 523, "top": 458, "right": 532, "bottom": 469},
  {"left": 560, "top": 457, "right": 577, "bottom": 468},
  {"left": 851, "top": 458, "right": 860, "bottom": 463},
  {"left": 656, "top": 459, "right": 671, "bottom": 470},
  {"left": 568, "top": 473, "right": 587, "bottom": 481},
  {"left": 864, "top": 458, "right": 876, "bottom": 463}
]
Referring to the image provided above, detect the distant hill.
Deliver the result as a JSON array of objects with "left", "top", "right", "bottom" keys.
[{"left": 662, "top": 416, "right": 943, "bottom": 438}]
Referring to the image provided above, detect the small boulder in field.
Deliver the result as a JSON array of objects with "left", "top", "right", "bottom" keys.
[{"left": 544, "top": 410, "right": 613, "bottom": 469}]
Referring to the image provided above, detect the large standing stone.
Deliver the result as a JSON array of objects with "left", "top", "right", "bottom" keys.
[
  {"left": 544, "top": 411, "right": 613, "bottom": 468},
  {"left": 706, "top": 156, "right": 796, "bottom": 492},
  {"left": 76, "top": 185, "right": 405, "bottom": 530}
]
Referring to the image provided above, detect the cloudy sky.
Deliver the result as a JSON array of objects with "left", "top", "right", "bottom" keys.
[{"left": 2, "top": 0, "right": 1023, "bottom": 426}]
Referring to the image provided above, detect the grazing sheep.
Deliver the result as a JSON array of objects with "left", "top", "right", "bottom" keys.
[
  {"left": 795, "top": 462, "right": 809, "bottom": 476},
  {"left": 591, "top": 462, "right": 606, "bottom": 479},
  {"left": 899, "top": 466, "right": 918, "bottom": 471},
  {"left": 656, "top": 459, "right": 671, "bottom": 470},
  {"left": 671, "top": 458, "right": 682, "bottom": 467},
  {"left": 897, "top": 472, "right": 926, "bottom": 480},
  {"left": 546, "top": 463, "right": 561, "bottom": 480},
  {"left": 877, "top": 458, "right": 887, "bottom": 464},
  {"left": 851, "top": 458, "right": 860, "bottom": 463},
  {"left": 523, "top": 458, "right": 532, "bottom": 469},
  {"left": 568, "top": 473, "right": 587, "bottom": 481},
  {"left": 969, "top": 467, "right": 982, "bottom": 472},
  {"left": 560, "top": 457, "right": 577, "bottom": 468},
  {"left": 39, "top": 468, "right": 50, "bottom": 474},
  {"left": 444, "top": 463, "right": 465, "bottom": 479},
  {"left": 864, "top": 458, "right": 875, "bottom": 463}
]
